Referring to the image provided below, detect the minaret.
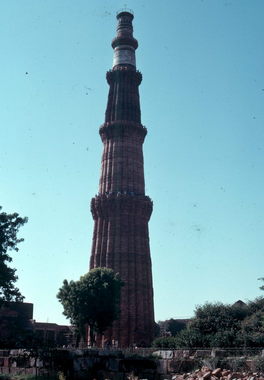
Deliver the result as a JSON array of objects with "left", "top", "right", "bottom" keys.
[{"left": 90, "top": 10, "right": 154, "bottom": 347}]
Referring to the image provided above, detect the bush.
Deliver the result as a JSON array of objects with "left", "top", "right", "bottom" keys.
[
  {"left": 227, "top": 358, "right": 247, "bottom": 371},
  {"left": 156, "top": 297, "right": 264, "bottom": 349},
  {"left": 209, "top": 330, "right": 241, "bottom": 348},
  {"left": 173, "top": 328, "right": 208, "bottom": 348},
  {"left": 152, "top": 336, "right": 178, "bottom": 348},
  {"left": 255, "top": 357, "right": 264, "bottom": 372}
]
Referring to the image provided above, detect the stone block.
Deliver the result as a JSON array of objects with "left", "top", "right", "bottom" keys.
[
  {"left": 174, "top": 351, "right": 185, "bottom": 359},
  {"left": 157, "top": 360, "right": 168, "bottom": 375},
  {"left": 212, "top": 376, "right": 219, "bottom": 380},
  {"left": 212, "top": 369, "right": 222, "bottom": 377},
  {"left": 194, "top": 351, "right": 212, "bottom": 359}
]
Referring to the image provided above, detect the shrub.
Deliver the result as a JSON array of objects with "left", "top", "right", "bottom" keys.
[
  {"left": 255, "top": 357, "right": 264, "bottom": 372},
  {"left": 152, "top": 336, "right": 178, "bottom": 348}
]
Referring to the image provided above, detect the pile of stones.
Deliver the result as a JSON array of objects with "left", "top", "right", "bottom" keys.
[{"left": 172, "top": 366, "right": 264, "bottom": 380}]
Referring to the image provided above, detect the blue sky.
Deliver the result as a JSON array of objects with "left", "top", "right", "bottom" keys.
[{"left": 1, "top": 0, "right": 264, "bottom": 325}]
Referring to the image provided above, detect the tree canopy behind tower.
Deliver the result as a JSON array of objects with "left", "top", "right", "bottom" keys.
[{"left": 0, "top": 207, "right": 27, "bottom": 303}]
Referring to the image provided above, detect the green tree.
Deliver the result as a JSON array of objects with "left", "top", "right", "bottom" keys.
[
  {"left": 152, "top": 329, "right": 206, "bottom": 348},
  {"left": 241, "top": 307, "right": 264, "bottom": 347},
  {"left": 167, "top": 318, "right": 187, "bottom": 336},
  {"left": 0, "top": 207, "right": 27, "bottom": 303},
  {"left": 187, "top": 302, "right": 251, "bottom": 347},
  {"left": 57, "top": 268, "right": 124, "bottom": 346},
  {"left": 158, "top": 318, "right": 188, "bottom": 337},
  {"left": 152, "top": 336, "right": 178, "bottom": 348},
  {"left": 190, "top": 302, "right": 248, "bottom": 335},
  {"left": 247, "top": 296, "right": 264, "bottom": 314},
  {"left": 259, "top": 277, "right": 264, "bottom": 291},
  {"left": 154, "top": 298, "right": 264, "bottom": 349}
]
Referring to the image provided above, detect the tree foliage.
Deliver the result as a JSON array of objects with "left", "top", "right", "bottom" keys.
[
  {"left": 158, "top": 318, "right": 187, "bottom": 337},
  {"left": 259, "top": 277, "right": 264, "bottom": 291},
  {"left": 241, "top": 310, "right": 264, "bottom": 347},
  {"left": 247, "top": 296, "right": 264, "bottom": 314},
  {"left": 153, "top": 297, "right": 264, "bottom": 348},
  {"left": 167, "top": 318, "right": 187, "bottom": 336},
  {"left": 190, "top": 302, "right": 248, "bottom": 336},
  {"left": 0, "top": 207, "right": 27, "bottom": 303},
  {"left": 57, "top": 268, "right": 124, "bottom": 345},
  {"left": 152, "top": 336, "right": 179, "bottom": 348}
]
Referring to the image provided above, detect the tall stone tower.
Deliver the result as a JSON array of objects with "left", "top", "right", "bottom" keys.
[{"left": 89, "top": 10, "right": 154, "bottom": 347}]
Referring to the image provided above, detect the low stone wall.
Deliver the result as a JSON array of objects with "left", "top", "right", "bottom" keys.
[
  {"left": 0, "top": 348, "right": 158, "bottom": 379},
  {"left": 0, "top": 348, "right": 264, "bottom": 379},
  {"left": 150, "top": 349, "right": 264, "bottom": 360}
]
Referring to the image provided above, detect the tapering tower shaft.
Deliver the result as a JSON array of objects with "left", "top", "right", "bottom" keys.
[{"left": 90, "top": 11, "right": 154, "bottom": 347}]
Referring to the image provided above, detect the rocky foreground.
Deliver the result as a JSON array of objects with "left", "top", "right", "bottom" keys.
[{"left": 172, "top": 367, "right": 264, "bottom": 380}]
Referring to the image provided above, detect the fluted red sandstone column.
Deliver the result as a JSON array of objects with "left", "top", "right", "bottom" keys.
[{"left": 89, "top": 10, "right": 154, "bottom": 347}]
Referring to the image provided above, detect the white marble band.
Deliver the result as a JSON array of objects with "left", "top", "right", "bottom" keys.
[{"left": 113, "top": 45, "right": 136, "bottom": 67}]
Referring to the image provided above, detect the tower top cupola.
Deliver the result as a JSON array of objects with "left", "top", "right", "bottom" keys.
[{"left": 112, "top": 9, "right": 138, "bottom": 68}]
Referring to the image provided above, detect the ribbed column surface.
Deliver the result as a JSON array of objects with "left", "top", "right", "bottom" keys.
[{"left": 89, "top": 10, "right": 155, "bottom": 347}]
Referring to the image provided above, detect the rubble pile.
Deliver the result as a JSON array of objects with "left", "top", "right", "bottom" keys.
[{"left": 172, "top": 366, "right": 264, "bottom": 380}]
